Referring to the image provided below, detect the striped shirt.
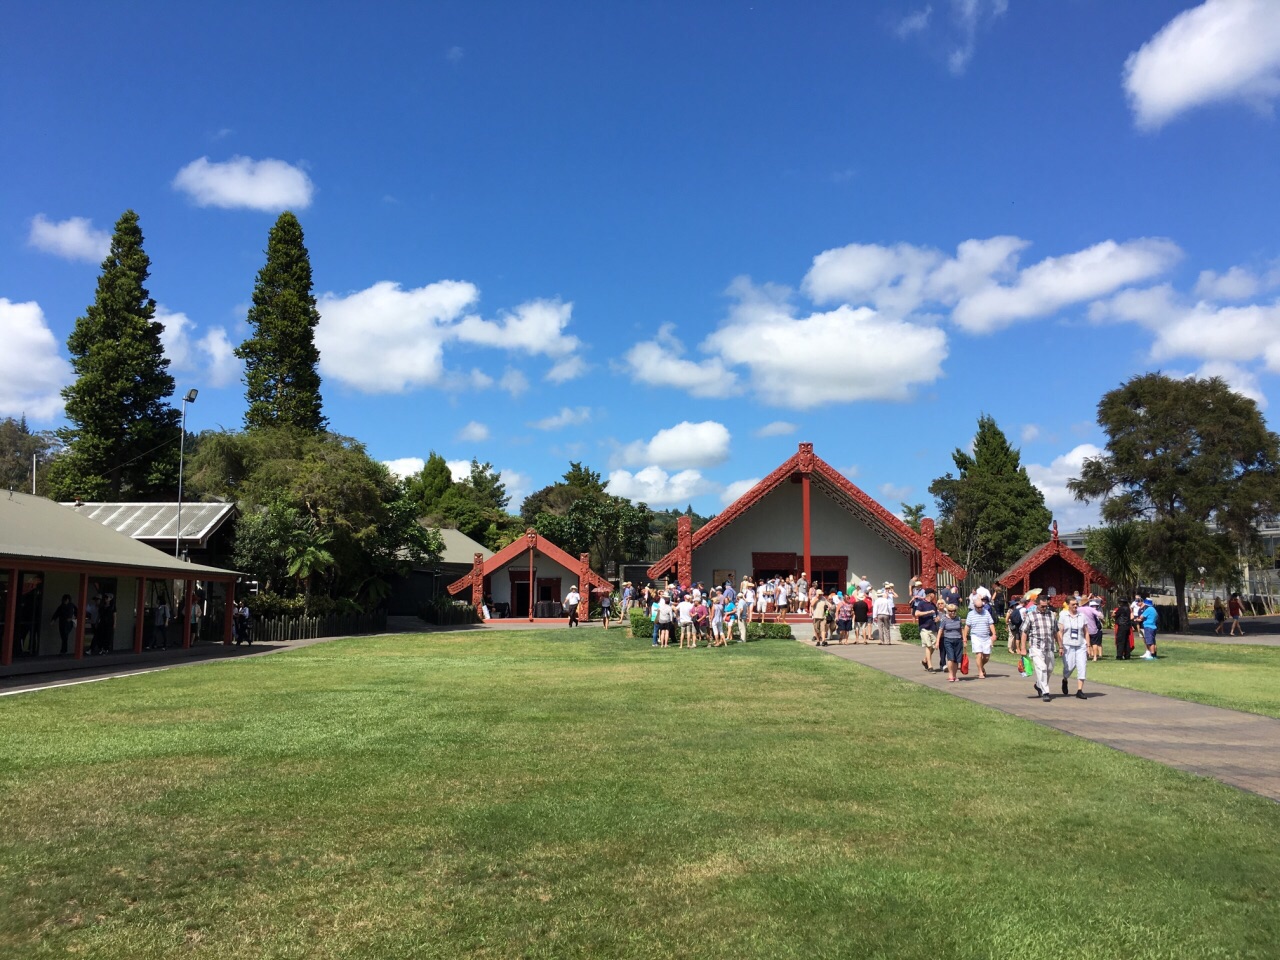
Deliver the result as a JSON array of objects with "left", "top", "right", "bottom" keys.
[{"left": 1022, "top": 609, "right": 1058, "bottom": 648}]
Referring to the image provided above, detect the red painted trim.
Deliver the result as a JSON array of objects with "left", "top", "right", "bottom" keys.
[
  {"left": 134, "top": 577, "right": 147, "bottom": 654},
  {"left": 528, "top": 543, "right": 534, "bottom": 622},
  {"left": 74, "top": 573, "right": 88, "bottom": 659},
  {"left": 802, "top": 473, "right": 811, "bottom": 578},
  {"left": 1, "top": 567, "right": 18, "bottom": 666},
  {"left": 447, "top": 529, "right": 610, "bottom": 608},
  {"left": 995, "top": 538, "right": 1113, "bottom": 591},
  {"left": 647, "top": 442, "right": 968, "bottom": 582}
]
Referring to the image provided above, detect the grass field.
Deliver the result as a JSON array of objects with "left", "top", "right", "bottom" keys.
[
  {"left": 2, "top": 630, "right": 1278, "bottom": 959},
  {"left": 988, "top": 638, "right": 1280, "bottom": 719}
]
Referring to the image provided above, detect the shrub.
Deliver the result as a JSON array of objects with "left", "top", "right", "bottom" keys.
[
  {"left": 249, "top": 591, "right": 307, "bottom": 618},
  {"left": 898, "top": 622, "right": 920, "bottom": 643},
  {"left": 746, "top": 621, "right": 792, "bottom": 640},
  {"left": 629, "top": 610, "right": 654, "bottom": 638}
]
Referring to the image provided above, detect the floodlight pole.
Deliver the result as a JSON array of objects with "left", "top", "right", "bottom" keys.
[{"left": 176, "top": 388, "right": 198, "bottom": 558}]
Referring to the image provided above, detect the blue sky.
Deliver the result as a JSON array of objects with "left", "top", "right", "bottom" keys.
[{"left": 4, "top": 1, "right": 1280, "bottom": 529}]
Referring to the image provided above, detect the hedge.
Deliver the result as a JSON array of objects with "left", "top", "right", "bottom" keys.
[
  {"left": 899, "top": 619, "right": 1009, "bottom": 644},
  {"left": 627, "top": 610, "right": 791, "bottom": 641}
]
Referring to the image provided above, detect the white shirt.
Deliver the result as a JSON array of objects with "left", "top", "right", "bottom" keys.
[
  {"left": 872, "top": 596, "right": 893, "bottom": 617},
  {"left": 565, "top": 590, "right": 581, "bottom": 607},
  {"left": 677, "top": 600, "right": 694, "bottom": 624},
  {"left": 1059, "top": 611, "right": 1088, "bottom": 647}
]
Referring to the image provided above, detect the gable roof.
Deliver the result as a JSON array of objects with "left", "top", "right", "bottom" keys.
[
  {"left": 996, "top": 534, "right": 1113, "bottom": 591},
  {"left": 64, "top": 501, "right": 237, "bottom": 549},
  {"left": 2, "top": 492, "right": 237, "bottom": 579},
  {"left": 446, "top": 529, "right": 610, "bottom": 596},
  {"left": 646, "top": 445, "right": 966, "bottom": 580}
]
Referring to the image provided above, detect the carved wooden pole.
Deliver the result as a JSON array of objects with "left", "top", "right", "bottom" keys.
[
  {"left": 578, "top": 553, "right": 592, "bottom": 621},
  {"left": 920, "top": 517, "right": 938, "bottom": 591},
  {"left": 471, "top": 552, "right": 485, "bottom": 616},
  {"left": 676, "top": 516, "right": 693, "bottom": 589}
]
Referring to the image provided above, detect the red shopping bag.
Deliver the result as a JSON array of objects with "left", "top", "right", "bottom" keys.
[{"left": 960, "top": 653, "right": 970, "bottom": 676}]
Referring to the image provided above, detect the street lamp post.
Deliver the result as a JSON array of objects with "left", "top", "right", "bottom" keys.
[{"left": 175, "top": 388, "right": 198, "bottom": 558}]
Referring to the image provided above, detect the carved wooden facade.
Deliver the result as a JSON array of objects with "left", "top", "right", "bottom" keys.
[
  {"left": 647, "top": 442, "right": 965, "bottom": 588},
  {"left": 447, "top": 528, "right": 610, "bottom": 620},
  {"left": 995, "top": 524, "right": 1113, "bottom": 598}
]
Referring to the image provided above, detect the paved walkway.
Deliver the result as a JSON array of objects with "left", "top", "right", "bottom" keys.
[{"left": 816, "top": 636, "right": 1280, "bottom": 802}]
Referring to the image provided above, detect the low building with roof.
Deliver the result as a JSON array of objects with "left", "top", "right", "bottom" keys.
[
  {"left": 2, "top": 492, "right": 239, "bottom": 671},
  {"left": 995, "top": 523, "right": 1113, "bottom": 602},
  {"left": 646, "top": 443, "right": 965, "bottom": 607},
  {"left": 447, "top": 528, "right": 610, "bottom": 620},
  {"left": 386, "top": 525, "right": 494, "bottom": 616}
]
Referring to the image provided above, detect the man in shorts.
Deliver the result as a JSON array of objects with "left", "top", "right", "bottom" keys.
[
  {"left": 811, "top": 592, "right": 829, "bottom": 645},
  {"left": 1058, "top": 596, "right": 1090, "bottom": 699},
  {"left": 963, "top": 593, "right": 995, "bottom": 679},
  {"left": 912, "top": 587, "right": 940, "bottom": 671}
]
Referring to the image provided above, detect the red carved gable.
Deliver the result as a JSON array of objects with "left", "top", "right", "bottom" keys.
[
  {"left": 448, "top": 529, "right": 610, "bottom": 597},
  {"left": 995, "top": 535, "right": 1113, "bottom": 591},
  {"left": 647, "top": 443, "right": 967, "bottom": 582}
]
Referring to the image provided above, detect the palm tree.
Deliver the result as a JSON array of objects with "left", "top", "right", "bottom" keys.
[
  {"left": 285, "top": 523, "right": 335, "bottom": 610},
  {"left": 1086, "top": 522, "right": 1145, "bottom": 597}
]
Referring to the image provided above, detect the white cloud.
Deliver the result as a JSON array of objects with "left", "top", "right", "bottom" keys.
[
  {"left": 499, "top": 468, "right": 532, "bottom": 511},
  {"left": 1020, "top": 424, "right": 1041, "bottom": 443},
  {"left": 531, "top": 406, "right": 591, "bottom": 430},
  {"left": 607, "top": 466, "right": 716, "bottom": 506},
  {"left": 383, "top": 457, "right": 425, "bottom": 479},
  {"left": 1166, "top": 360, "right": 1269, "bottom": 409},
  {"left": 802, "top": 235, "right": 1180, "bottom": 334},
  {"left": 0, "top": 299, "right": 70, "bottom": 420},
  {"left": 316, "top": 280, "right": 479, "bottom": 392},
  {"left": 840, "top": 464, "right": 861, "bottom": 480},
  {"left": 895, "top": 6, "right": 932, "bottom": 38},
  {"left": 755, "top": 421, "right": 797, "bottom": 438},
  {"left": 622, "top": 323, "right": 740, "bottom": 398},
  {"left": 948, "top": 0, "right": 1009, "bottom": 75},
  {"left": 703, "top": 279, "right": 948, "bottom": 408},
  {"left": 1195, "top": 266, "right": 1263, "bottom": 301},
  {"left": 172, "top": 156, "right": 314, "bottom": 211},
  {"left": 721, "top": 477, "right": 761, "bottom": 505},
  {"left": 616, "top": 420, "right": 732, "bottom": 470},
  {"left": 1124, "top": 0, "right": 1280, "bottom": 130},
  {"left": 446, "top": 45, "right": 465, "bottom": 63},
  {"left": 157, "top": 306, "right": 241, "bottom": 388},
  {"left": 1091, "top": 283, "right": 1280, "bottom": 371},
  {"left": 458, "top": 421, "right": 490, "bottom": 443},
  {"left": 1025, "top": 443, "right": 1103, "bottom": 532},
  {"left": 950, "top": 239, "right": 1182, "bottom": 333},
  {"left": 499, "top": 367, "right": 529, "bottom": 397},
  {"left": 879, "top": 482, "right": 913, "bottom": 502},
  {"left": 446, "top": 459, "right": 471, "bottom": 482},
  {"left": 27, "top": 214, "right": 109, "bottom": 262},
  {"left": 546, "top": 355, "right": 588, "bottom": 383}
]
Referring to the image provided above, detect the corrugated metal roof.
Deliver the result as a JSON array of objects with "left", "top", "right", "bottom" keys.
[
  {"left": 1, "top": 492, "right": 236, "bottom": 578},
  {"left": 63, "top": 502, "right": 236, "bottom": 547}
]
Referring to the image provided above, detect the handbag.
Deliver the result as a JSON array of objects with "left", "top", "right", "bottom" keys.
[{"left": 960, "top": 653, "right": 970, "bottom": 675}]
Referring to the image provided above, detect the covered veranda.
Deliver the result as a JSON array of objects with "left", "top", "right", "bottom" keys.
[{"left": 1, "top": 492, "right": 240, "bottom": 675}]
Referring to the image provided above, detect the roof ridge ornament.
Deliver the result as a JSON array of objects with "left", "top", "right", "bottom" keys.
[{"left": 798, "top": 441, "right": 814, "bottom": 472}]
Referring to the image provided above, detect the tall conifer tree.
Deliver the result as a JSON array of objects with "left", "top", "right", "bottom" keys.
[
  {"left": 928, "top": 415, "right": 1052, "bottom": 579},
  {"left": 237, "top": 211, "right": 326, "bottom": 431},
  {"left": 48, "top": 210, "right": 179, "bottom": 501}
]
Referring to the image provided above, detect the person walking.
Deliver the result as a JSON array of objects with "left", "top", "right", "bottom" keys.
[
  {"left": 563, "top": 585, "right": 582, "bottom": 628},
  {"left": 600, "top": 590, "right": 613, "bottom": 630},
  {"left": 835, "top": 594, "right": 854, "bottom": 644},
  {"left": 677, "top": 593, "right": 696, "bottom": 648},
  {"left": 811, "top": 591, "right": 830, "bottom": 645},
  {"left": 1140, "top": 597, "right": 1159, "bottom": 659},
  {"left": 151, "top": 596, "right": 170, "bottom": 650},
  {"left": 50, "top": 594, "right": 78, "bottom": 655},
  {"left": 1020, "top": 594, "right": 1058, "bottom": 702},
  {"left": 939, "top": 603, "right": 965, "bottom": 682},
  {"left": 1212, "top": 596, "right": 1226, "bottom": 635},
  {"left": 1058, "top": 596, "right": 1090, "bottom": 699},
  {"left": 872, "top": 589, "right": 894, "bottom": 645},
  {"left": 913, "top": 587, "right": 940, "bottom": 671},
  {"left": 654, "top": 594, "right": 674, "bottom": 647},
  {"left": 1227, "top": 593, "right": 1245, "bottom": 637},
  {"left": 963, "top": 593, "right": 995, "bottom": 679},
  {"left": 1113, "top": 597, "right": 1133, "bottom": 660},
  {"left": 1080, "top": 596, "right": 1104, "bottom": 662}
]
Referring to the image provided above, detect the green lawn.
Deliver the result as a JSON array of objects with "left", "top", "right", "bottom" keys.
[
  {"left": 989, "top": 639, "right": 1280, "bottom": 719},
  {"left": 1, "top": 630, "right": 1277, "bottom": 959}
]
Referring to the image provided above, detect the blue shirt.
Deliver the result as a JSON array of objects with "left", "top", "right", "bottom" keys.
[{"left": 1142, "top": 604, "right": 1158, "bottom": 629}]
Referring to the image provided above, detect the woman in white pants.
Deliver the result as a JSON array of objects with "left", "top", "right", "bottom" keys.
[{"left": 1058, "top": 597, "right": 1089, "bottom": 699}]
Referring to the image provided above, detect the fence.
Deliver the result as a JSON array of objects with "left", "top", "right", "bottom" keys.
[{"left": 249, "top": 610, "right": 388, "bottom": 643}]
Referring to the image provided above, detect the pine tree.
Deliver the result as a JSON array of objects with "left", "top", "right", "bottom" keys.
[
  {"left": 48, "top": 210, "right": 179, "bottom": 501},
  {"left": 237, "top": 211, "right": 326, "bottom": 431},
  {"left": 928, "top": 415, "right": 1052, "bottom": 580}
]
